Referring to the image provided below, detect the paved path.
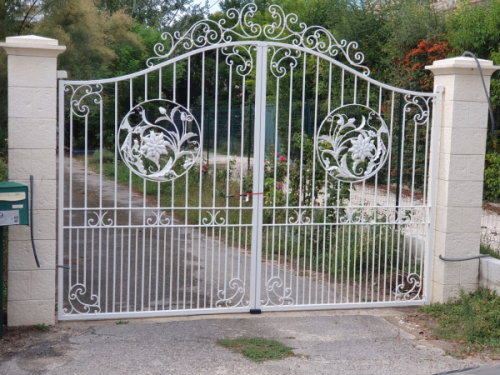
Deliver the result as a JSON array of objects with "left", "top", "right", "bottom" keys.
[{"left": 0, "top": 309, "right": 493, "bottom": 374}]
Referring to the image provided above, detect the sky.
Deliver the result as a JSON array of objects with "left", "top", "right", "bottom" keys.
[{"left": 193, "top": 0, "right": 222, "bottom": 13}]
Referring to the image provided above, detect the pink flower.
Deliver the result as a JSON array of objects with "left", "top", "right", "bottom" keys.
[
  {"left": 107, "top": 146, "right": 111, "bottom": 150},
  {"left": 264, "top": 159, "right": 267, "bottom": 163},
  {"left": 280, "top": 156, "right": 285, "bottom": 162},
  {"left": 202, "top": 164, "right": 207, "bottom": 169},
  {"left": 276, "top": 182, "right": 284, "bottom": 190}
]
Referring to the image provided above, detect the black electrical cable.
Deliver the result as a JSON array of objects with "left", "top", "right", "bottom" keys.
[
  {"left": 439, "top": 254, "right": 490, "bottom": 262},
  {"left": 30, "top": 175, "right": 40, "bottom": 268},
  {"left": 462, "top": 51, "right": 496, "bottom": 136}
]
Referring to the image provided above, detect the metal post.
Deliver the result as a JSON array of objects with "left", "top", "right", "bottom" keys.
[{"left": 249, "top": 44, "right": 268, "bottom": 313}]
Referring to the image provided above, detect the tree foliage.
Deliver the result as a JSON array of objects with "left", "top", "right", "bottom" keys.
[{"left": 2, "top": 0, "right": 500, "bottom": 200}]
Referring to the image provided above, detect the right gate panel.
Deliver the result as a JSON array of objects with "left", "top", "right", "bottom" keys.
[{"left": 259, "top": 45, "right": 436, "bottom": 309}]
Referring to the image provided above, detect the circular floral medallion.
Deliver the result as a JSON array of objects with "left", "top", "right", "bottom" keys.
[
  {"left": 118, "top": 99, "right": 201, "bottom": 182},
  {"left": 316, "top": 104, "right": 389, "bottom": 182}
]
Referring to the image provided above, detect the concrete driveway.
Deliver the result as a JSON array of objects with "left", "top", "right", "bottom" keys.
[{"left": 0, "top": 308, "right": 494, "bottom": 375}]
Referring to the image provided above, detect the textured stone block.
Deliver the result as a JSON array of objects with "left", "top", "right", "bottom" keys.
[
  {"left": 8, "top": 271, "right": 31, "bottom": 301},
  {"left": 8, "top": 55, "right": 58, "bottom": 88},
  {"left": 434, "top": 231, "right": 480, "bottom": 259},
  {"left": 30, "top": 270, "right": 55, "bottom": 300},
  {"left": 479, "top": 257, "right": 500, "bottom": 293},
  {"left": 440, "top": 127, "right": 487, "bottom": 155},
  {"left": 8, "top": 209, "right": 56, "bottom": 241},
  {"left": 435, "top": 205, "right": 482, "bottom": 234},
  {"left": 8, "top": 87, "right": 57, "bottom": 119},
  {"left": 436, "top": 180, "right": 484, "bottom": 208},
  {"left": 9, "top": 239, "right": 56, "bottom": 271},
  {"left": 8, "top": 148, "right": 56, "bottom": 180},
  {"left": 460, "top": 259, "right": 480, "bottom": 285},
  {"left": 438, "top": 154, "right": 486, "bottom": 181},
  {"left": 442, "top": 100, "right": 472, "bottom": 128},
  {"left": 8, "top": 300, "right": 55, "bottom": 326},
  {"left": 431, "top": 282, "right": 461, "bottom": 303},
  {"left": 432, "top": 257, "right": 461, "bottom": 285},
  {"left": 8, "top": 118, "right": 57, "bottom": 150}
]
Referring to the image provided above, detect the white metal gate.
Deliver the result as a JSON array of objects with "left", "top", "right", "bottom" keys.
[{"left": 58, "top": 4, "right": 440, "bottom": 320}]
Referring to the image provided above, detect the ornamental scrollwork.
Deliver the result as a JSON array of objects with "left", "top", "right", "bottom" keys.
[
  {"left": 201, "top": 211, "right": 226, "bottom": 226},
  {"left": 147, "top": 3, "right": 261, "bottom": 66},
  {"left": 404, "top": 95, "right": 431, "bottom": 127},
  {"left": 118, "top": 99, "right": 201, "bottom": 183},
  {"left": 339, "top": 207, "right": 365, "bottom": 224},
  {"left": 317, "top": 104, "right": 389, "bottom": 183},
  {"left": 63, "top": 284, "right": 100, "bottom": 315},
  {"left": 88, "top": 211, "right": 113, "bottom": 227},
  {"left": 146, "top": 211, "right": 171, "bottom": 226},
  {"left": 215, "top": 278, "right": 248, "bottom": 308},
  {"left": 66, "top": 84, "right": 103, "bottom": 118},
  {"left": 221, "top": 45, "right": 256, "bottom": 77},
  {"left": 146, "top": 4, "right": 369, "bottom": 75},
  {"left": 262, "top": 276, "right": 293, "bottom": 306},
  {"left": 263, "top": 4, "right": 369, "bottom": 75},
  {"left": 289, "top": 210, "right": 311, "bottom": 224},
  {"left": 395, "top": 273, "right": 423, "bottom": 301},
  {"left": 269, "top": 46, "right": 301, "bottom": 78}
]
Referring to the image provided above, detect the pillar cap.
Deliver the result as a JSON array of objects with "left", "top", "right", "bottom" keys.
[
  {"left": 426, "top": 56, "right": 500, "bottom": 76},
  {"left": 0, "top": 35, "right": 65, "bottom": 57}
]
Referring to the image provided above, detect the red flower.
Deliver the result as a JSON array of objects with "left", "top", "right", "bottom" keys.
[
  {"left": 202, "top": 164, "right": 207, "bottom": 169},
  {"left": 280, "top": 156, "right": 285, "bottom": 162}
]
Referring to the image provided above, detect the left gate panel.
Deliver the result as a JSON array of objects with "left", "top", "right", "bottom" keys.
[{"left": 58, "top": 49, "right": 256, "bottom": 319}]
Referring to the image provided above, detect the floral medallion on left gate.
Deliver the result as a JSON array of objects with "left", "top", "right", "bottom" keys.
[{"left": 118, "top": 99, "right": 201, "bottom": 182}]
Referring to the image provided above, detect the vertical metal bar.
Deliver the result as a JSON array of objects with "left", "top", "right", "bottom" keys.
[
  {"left": 249, "top": 44, "right": 268, "bottom": 311},
  {"left": 248, "top": 103, "right": 253, "bottom": 170},
  {"left": 395, "top": 93, "right": 404, "bottom": 218}
]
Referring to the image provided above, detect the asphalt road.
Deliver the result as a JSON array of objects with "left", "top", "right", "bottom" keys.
[{"left": 0, "top": 309, "right": 495, "bottom": 375}]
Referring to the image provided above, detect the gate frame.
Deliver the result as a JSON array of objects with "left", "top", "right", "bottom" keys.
[{"left": 39, "top": 4, "right": 495, "bottom": 323}]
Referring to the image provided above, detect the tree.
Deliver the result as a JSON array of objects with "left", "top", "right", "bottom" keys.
[{"left": 96, "top": 0, "right": 208, "bottom": 28}]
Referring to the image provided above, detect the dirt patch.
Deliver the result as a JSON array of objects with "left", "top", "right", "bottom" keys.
[{"left": 0, "top": 325, "right": 76, "bottom": 359}]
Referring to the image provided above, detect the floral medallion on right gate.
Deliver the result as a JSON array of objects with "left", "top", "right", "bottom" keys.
[{"left": 316, "top": 104, "right": 390, "bottom": 183}]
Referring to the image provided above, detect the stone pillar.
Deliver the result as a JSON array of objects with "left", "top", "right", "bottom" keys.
[
  {"left": 427, "top": 57, "right": 500, "bottom": 303},
  {"left": 0, "top": 35, "right": 65, "bottom": 326}
]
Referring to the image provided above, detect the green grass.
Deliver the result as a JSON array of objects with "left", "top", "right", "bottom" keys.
[
  {"left": 216, "top": 337, "right": 296, "bottom": 362},
  {"left": 480, "top": 242, "right": 500, "bottom": 260},
  {"left": 35, "top": 323, "right": 50, "bottom": 331},
  {"left": 423, "top": 287, "right": 500, "bottom": 356},
  {"left": 116, "top": 320, "right": 129, "bottom": 325}
]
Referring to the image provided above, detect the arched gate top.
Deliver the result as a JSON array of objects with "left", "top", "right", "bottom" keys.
[{"left": 146, "top": 3, "right": 370, "bottom": 75}]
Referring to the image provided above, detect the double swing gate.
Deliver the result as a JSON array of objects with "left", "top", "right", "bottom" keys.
[{"left": 58, "top": 4, "right": 440, "bottom": 320}]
